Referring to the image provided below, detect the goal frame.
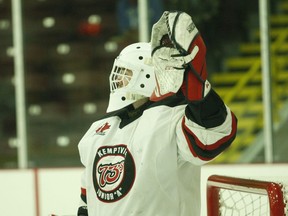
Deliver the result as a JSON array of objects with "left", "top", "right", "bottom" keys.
[{"left": 207, "top": 175, "right": 286, "bottom": 216}]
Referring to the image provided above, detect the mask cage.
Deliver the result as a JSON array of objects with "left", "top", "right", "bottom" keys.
[{"left": 110, "top": 65, "right": 133, "bottom": 92}]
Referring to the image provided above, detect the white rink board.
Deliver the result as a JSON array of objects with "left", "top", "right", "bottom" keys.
[
  {"left": 0, "top": 164, "right": 288, "bottom": 216},
  {"left": 38, "top": 168, "right": 83, "bottom": 216},
  {"left": 0, "top": 169, "right": 36, "bottom": 216}
]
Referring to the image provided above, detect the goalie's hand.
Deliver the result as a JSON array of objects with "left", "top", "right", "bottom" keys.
[{"left": 150, "top": 11, "right": 209, "bottom": 101}]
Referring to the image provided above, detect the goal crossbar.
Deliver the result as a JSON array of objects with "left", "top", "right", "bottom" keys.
[{"left": 207, "top": 175, "right": 286, "bottom": 216}]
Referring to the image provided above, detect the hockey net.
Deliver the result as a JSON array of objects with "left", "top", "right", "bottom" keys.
[{"left": 207, "top": 175, "right": 288, "bottom": 216}]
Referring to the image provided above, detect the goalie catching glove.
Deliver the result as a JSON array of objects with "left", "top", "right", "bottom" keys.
[
  {"left": 150, "top": 10, "right": 210, "bottom": 101},
  {"left": 151, "top": 11, "right": 227, "bottom": 128}
]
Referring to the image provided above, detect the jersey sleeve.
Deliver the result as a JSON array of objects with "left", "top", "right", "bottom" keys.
[
  {"left": 77, "top": 123, "right": 96, "bottom": 216},
  {"left": 77, "top": 170, "right": 88, "bottom": 216},
  {"left": 176, "top": 98, "right": 237, "bottom": 165}
]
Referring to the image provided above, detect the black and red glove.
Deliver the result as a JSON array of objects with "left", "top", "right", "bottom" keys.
[{"left": 151, "top": 11, "right": 227, "bottom": 128}]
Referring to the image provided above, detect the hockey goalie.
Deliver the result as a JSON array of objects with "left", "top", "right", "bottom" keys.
[{"left": 77, "top": 11, "right": 237, "bottom": 216}]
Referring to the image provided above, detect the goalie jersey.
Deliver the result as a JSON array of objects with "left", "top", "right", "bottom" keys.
[{"left": 78, "top": 93, "right": 237, "bottom": 216}]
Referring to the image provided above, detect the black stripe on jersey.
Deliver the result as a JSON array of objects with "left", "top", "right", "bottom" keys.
[
  {"left": 90, "top": 103, "right": 146, "bottom": 129},
  {"left": 182, "top": 112, "right": 237, "bottom": 161},
  {"left": 118, "top": 93, "right": 186, "bottom": 128},
  {"left": 96, "top": 93, "right": 187, "bottom": 128},
  {"left": 94, "top": 100, "right": 155, "bottom": 128},
  {"left": 149, "top": 91, "right": 186, "bottom": 108}
]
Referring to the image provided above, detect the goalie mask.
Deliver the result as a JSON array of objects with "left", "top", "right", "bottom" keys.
[{"left": 107, "top": 42, "right": 156, "bottom": 112}]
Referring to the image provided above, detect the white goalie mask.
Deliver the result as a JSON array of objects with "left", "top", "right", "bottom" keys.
[{"left": 107, "top": 42, "right": 156, "bottom": 112}]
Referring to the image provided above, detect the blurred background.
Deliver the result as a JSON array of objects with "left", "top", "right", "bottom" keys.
[{"left": 0, "top": 0, "right": 287, "bottom": 169}]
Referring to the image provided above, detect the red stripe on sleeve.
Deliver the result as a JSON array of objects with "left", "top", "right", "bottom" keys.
[
  {"left": 81, "top": 187, "right": 87, "bottom": 196},
  {"left": 182, "top": 111, "right": 237, "bottom": 160}
]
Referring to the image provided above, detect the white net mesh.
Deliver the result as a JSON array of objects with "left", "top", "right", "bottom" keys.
[
  {"left": 219, "top": 188, "right": 270, "bottom": 215},
  {"left": 207, "top": 175, "right": 288, "bottom": 216},
  {"left": 284, "top": 186, "right": 288, "bottom": 214}
]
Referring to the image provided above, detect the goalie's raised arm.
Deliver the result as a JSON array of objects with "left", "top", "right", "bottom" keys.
[{"left": 150, "top": 11, "right": 235, "bottom": 129}]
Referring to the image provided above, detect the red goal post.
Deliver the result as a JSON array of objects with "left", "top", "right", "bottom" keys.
[{"left": 207, "top": 175, "right": 287, "bottom": 216}]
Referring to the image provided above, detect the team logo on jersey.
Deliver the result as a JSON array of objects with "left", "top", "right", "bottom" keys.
[
  {"left": 95, "top": 122, "right": 111, "bottom": 135},
  {"left": 92, "top": 144, "right": 135, "bottom": 202}
]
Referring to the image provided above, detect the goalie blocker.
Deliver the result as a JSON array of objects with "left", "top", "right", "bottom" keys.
[{"left": 151, "top": 11, "right": 227, "bottom": 128}]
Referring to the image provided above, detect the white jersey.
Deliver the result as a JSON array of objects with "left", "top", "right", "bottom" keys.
[{"left": 78, "top": 95, "right": 237, "bottom": 216}]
